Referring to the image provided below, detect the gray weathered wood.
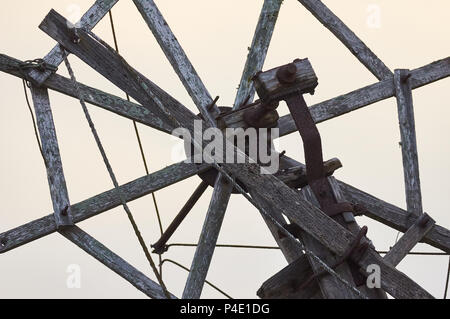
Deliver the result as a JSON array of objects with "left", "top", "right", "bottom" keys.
[
  {"left": 60, "top": 226, "right": 176, "bottom": 299},
  {"left": 28, "top": 0, "right": 119, "bottom": 85},
  {"left": 0, "top": 162, "right": 209, "bottom": 254},
  {"left": 249, "top": 189, "right": 305, "bottom": 264},
  {"left": 233, "top": 0, "right": 283, "bottom": 109},
  {"left": 384, "top": 214, "right": 435, "bottom": 267},
  {"left": 39, "top": 10, "right": 434, "bottom": 298},
  {"left": 394, "top": 69, "right": 423, "bottom": 215},
  {"left": 257, "top": 254, "right": 320, "bottom": 299},
  {"left": 223, "top": 57, "right": 450, "bottom": 135},
  {"left": 338, "top": 180, "right": 450, "bottom": 253},
  {"left": 253, "top": 58, "right": 318, "bottom": 101},
  {"left": 297, "top": 0, "right": 392, "bottom": 80},
  {"left": 0, "top": 54, "right": 174, "bottom": 135},
  {"left": 133, "top": 0, "right": 220, "bottom": 125},
  {"left": 183, "top": 174, "right": 233, "bottom": 299},
  {"left": 30, "top": 86, "right": 73, "bottom": 227},
  {"left": 299, "top": 185, "right": 361, "bottom": 299}
]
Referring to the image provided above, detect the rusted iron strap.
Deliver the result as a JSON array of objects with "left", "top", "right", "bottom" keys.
[{"left": 285, "top": 93, "right": 352, "bottom": 218}]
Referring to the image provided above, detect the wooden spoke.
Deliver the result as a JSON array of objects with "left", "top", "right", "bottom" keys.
[
  {"left": 233, "top": 0, "right": 283, "bottom": 110},
  {"left": 30, "top": 85, "right": 73, "bottom": 227},
  {"left": 384, "top": 214, "right": 435, "bottom": 267},
  {"left": 0, "top": 161, "right": 209, "bottom": 254},
  {"left": 183, "top": 174, "right": 233, "bottom": 299},
  {"left": 297, "top": 0, "right": 392, "bottom": 80},
  {"left": 394, "top": 69, "right": 423, "bottom": 215},
  {"left": 60, "top": 226, "right": 176, "bottom": 299},
  {"left": 28, "top": 0, "right": 119, "bottom": 85},
  {"left": 222, "top": 57, "right": 450, "bottom": 137},
  {"left": 133, "top": 0, "right": 220, "bottom": 125},
  {"left": 0, "top": 53, "right": 175, "bottom": 135},
  {"left": 339, "top": 180, "right": 450, "bottom": 254}
]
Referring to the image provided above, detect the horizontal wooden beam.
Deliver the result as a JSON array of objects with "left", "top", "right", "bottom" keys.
[
  {"left": 384, "top": 214, "right": 435, "bottom": 267},
  {"left": 297, "top": 0, "right": 392, "bottom": 81},
  {"left": 339, "top": 180, "right": 450, "bottom": 253},
  {"left": 28, "top": 0, "right": 119, "bottom": 85},
  {"left": 60, "top": 226, "right": 176, "bottom": 299},
  {"left": 0, "top": 162, "right": 209, "bottom": 254},
  {"left": 222, "top": 57, "right": 450, "bottom": 136},
  {"left": 0, "top": 54, "right": 175, "bottom": 135}
]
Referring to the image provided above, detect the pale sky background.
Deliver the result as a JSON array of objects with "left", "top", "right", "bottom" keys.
[{"left": 0, "top": 0, "right": 449, "bottom": 299}]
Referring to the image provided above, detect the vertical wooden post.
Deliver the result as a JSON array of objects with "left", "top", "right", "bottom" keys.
[
  {"left": 182, "top": 174, "right": 233, "bottom": 299},
  {"left": 30, "top": 86, "right": 73, "bottom": 227},
  {"left": 394, "top": 69, "right": 423, "bottom": 215}
]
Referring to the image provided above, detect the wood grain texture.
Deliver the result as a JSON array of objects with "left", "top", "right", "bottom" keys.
[
  {"left": 257, "top": 255, "right": 320, "bottom": 299},
  {"left": 221, "top": 57, "right": 450, "bottom": 136},
  {"left": 133, "top": 0, "right": 220, "bottom": 125},
  {"left": 0, "top": 54, "right": 174, "bottom": 135},
  {"left": 60, "top": 226, "right": 176, "bottom": 299},
  {"left": 28, "top": 0, "right": 118, "bottom": 85},
  {"left": 394, "top": 69, "right": 423, "bottom": 215},
  {"left": 233, "top": 0, "right": 283, "bottom": 109},
  {"left": 30, "top": 86, "right": 73, "bottom": 227},
  {"left": 338, "top": 180, "right": 450, "bottom": 253},
  {"left": 0, "top": 162, "right": 209, "bottom": 253},
  {"left": 183, "top": 174, "right": 233, "bottom": 299},
  {"left": 39, "top": 10, "right": 434, "bottom": 298},
  {"left": 297, "top": 0, "right": 392, "bottom": 81},
  {"left": 384, "top": 214, "right": 435, "bottom": 267}
]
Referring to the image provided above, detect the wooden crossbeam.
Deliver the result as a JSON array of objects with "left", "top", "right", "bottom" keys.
[
  {"left": 394, "top": 69, "right": 423, "bottom": 215},
  {"left": 384, "top": 214, "right": 435, "bottom": 267},
  {"left": 339, "top": 181, "right": 450, "bottom": 253},
  {"left": 223, "top": 58, "right": 450, "bottom": 136},
  {"left": 60, "top": 226, "right": 176, "bottom": 299},
  {"left": 233, "top": 0, "right": 282, "bottom": 110},
  {"left": 297, "top": 0, "right": 392, "bottom": 80},
  {"left": 133, "top": 0, "right": 220, "bottom": 125},
  {"left": 182, "top": 175, "right": 233, "bottom": 299},
  {"left": 0, "top": 161, "right": 209, "bottom": 254},
  {"left": 28, "top": 0, "right": 119, "bottom": 85},
  {"left": 0, "top": 54, "right": 175, "bottom": 135},
  {"left": 39, "top": 10, "right": 434, "bottom": 298},
  {"left": 30, "top": 86, "right": 73, "bottom": 227}
]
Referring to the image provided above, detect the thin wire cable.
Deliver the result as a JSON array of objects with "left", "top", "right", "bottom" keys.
[
  {"left": 21, "top": 79, "right": 47, "bottom": 167},
  {"left": 444, "top": 256, "right": 450, "bottom": 299},
  {"left": 62, "top": 52, "right": 171, "bottom": 299},
  {"left": 161, "top": 259, "right": 233, "bottom": 299},
  {"left": 108, "top": 10, "right": 164, "bottom": 277}
]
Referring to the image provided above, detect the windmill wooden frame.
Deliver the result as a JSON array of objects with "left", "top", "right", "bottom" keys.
[{"left": 0, "top": 0, "right": 449, "bottom": 299}]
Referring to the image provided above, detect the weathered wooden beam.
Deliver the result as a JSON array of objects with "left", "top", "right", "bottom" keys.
[
  {"left": 222, "top": 58, "right": 450, "bottom": 136},
  {"left": 384, "top": 214, "right": 435, "bottom": 267},
  {"left": 39, "top": 10, "right": 434, "bottom": 299},
  {"left": 39, "top": 9, "right": 198, "bottom": 131},
  {"left": 338, "top": 180, "right": 450, "bottom": 254},
  {"left": 30, "top": 86, "right": 72, "bottom": 227},
  {"left": 0, "top": 54, "right": 174, "bottom": 135},
  {"left": 28, "top": 0, "right": 119, "bottom": 85},
  {"left": 0, "top": 162, "right": 209, "bottom": 254},
  {"left": 297, "top": 0, "right": 392, "bottom": 80},
  {"left": 394, "top": 69, "right": 423, "bottom": 215},
  {"left": 60, "top": 226, "right": 176, "bottom": 299},
  {"left": 183, "top": 174, "right": 233, "bottom": 299},
  {"left": 233, "top": 0, "right": 283, "bottom": 110},
  {"left": 298, "top": 185, "right": 361, "bottom": 299},
  {"left": 257, "top": 254, "right": 319, "bottom": 299},
  {"left": 133, "top": 0, "right": 220, "bottom": 125}
]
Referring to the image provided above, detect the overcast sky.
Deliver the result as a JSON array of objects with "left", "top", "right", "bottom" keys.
[{"left": 0, "top": 0, "right": 449, "bottom": 298}]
